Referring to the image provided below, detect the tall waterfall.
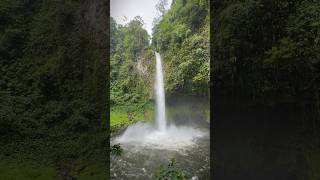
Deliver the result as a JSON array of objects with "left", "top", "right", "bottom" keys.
[
  {"left": 115, "top": 52, "right": 207, "bottom": 149},
  {"left": 155, "top": 52, "right": 167, "bottom": 131}
]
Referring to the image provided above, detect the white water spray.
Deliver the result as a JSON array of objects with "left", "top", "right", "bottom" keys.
[
  {"left": 155, "top": 52, "right": 166, "bottom": 131},
  {"left": 114, "top": 52, "right": 208, "bottom": 149}
]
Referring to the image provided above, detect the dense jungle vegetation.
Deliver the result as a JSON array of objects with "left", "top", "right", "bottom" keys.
[
  {"left": 213, "top": 0, "right": 319, "bottom": 141},
  {"left": 213, "top": 0, "right": 320, "bottom": 179},
  {"left": 152, "top": 0, "right": 210, "bottom": 96},
  {"left": 110, "top": 16, "right": 155, "bottom": 129},
  {"left": 110, "top": 0, "right": 210, "bottom": 129},
  {"left": 0, "top": 0, "right": 210, "bottom": 178},
  {"left": 213, "top": 0, "right": 320, "bottom": 106},
  {"left": 0, "top": 0, "right": 108, "bottom": 179}
]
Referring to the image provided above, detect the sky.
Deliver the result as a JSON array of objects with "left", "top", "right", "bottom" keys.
[{"left": 110, "top": 0, "right": 172, "bottom": 37}]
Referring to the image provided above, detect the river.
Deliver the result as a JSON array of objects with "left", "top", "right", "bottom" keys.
[{"left": 110, "top": 95, "right": 210, "bottom": 179}]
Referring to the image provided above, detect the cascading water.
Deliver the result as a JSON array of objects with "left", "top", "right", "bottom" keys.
[
  {"left": 114, "top": 52, "right": 208, "bottom": 149},
  {"left": 155, "top": 52, "right": 166, "bottom": 131},
  {"left": 111, "top": 51, "right": 210, "bottom": 179}
]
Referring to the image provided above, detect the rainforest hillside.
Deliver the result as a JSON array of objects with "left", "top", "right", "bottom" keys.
[
  {"left": 110, "top": 16, "right": 155, "bottom": 129},
  {"left": 152, "top": 0, "right": 210, "bottom": 96},
  {"left": 0, "top": 0, "right": 108, "bottom": 179},
  {"left": 110, "top": 0, "right": 210, "bottom": 129},
  {"left": 212, "top": 1, "right": 320, "bottom": 179},
  {"left": 110, "top": 17, "right": 154, "bottom": 108},
  {"left": 213, "top": 0, "right": 319, "bottom": 107},
  {"left": 213, "top": 0, "right": 320, "bottom": 137}
]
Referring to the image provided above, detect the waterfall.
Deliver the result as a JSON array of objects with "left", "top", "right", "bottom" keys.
[
  {"left": 155, "top": 52, "right": 167, "bottom": 131},
  {"left": 115, "top": 52, "right": 207, "bottom": 149}
]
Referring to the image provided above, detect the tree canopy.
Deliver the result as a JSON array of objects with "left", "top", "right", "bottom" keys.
[{"left": 152, "top": 0, "right": 210, "bottom": 96}]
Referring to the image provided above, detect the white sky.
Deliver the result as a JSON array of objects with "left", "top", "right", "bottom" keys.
[{"left": 110, "top": 0, "right": 172, "bottom": 37}]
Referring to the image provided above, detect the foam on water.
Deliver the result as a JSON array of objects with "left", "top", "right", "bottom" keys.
[
  {"left": 113, "top": 52, "right": 208, "bottom": 150},
  {"left": 114, "top": 122, "right": 208, "bottom": 150}
]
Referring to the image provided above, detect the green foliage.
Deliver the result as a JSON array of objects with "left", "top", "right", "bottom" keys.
[
  {"left": 110, "top": 108, "right": 142, "bottom": 129},
  {"left": 213, "top": 0, "right": 320, "bottom": 104},
  {"left": 111, "top": 0, "right": 210, "bottom": 129},
  {"left": 154, "top": 159, "right": 188, "bottom": 180},
  {"left": 0, "top": 155, "right": 108, "bottom": 180},
  {"left": 110, "top": 16, "right": 157, "bottom": 129},
  {"left": 0, "top": 0, "right": 108, "bottom": 178},
  {"left": 110, "top": 144, "right": 123, "bottom": 156},
  {"left": 110, "top": 17, "right": 154, "bottom": 107},
  {"left": 152, "top": 0, "right": 210, "bottom": 96},
  {"left": 1, "top": 0, "right": 107, "bottom": 137},
  {"left": 110, "top": 109, "right": 130, "bottom": 129},
  {"left": 110, "top": 103, "right": 154, "bottom": 130},
  {"left": 74, "top": 162, "right": 108, "bottom": 180},
  {"left": 214, "top": 1, "right": 320, "bottom": 174},
  {"left": 0, "top": 159, "right": 57, "bottom": 180}
]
